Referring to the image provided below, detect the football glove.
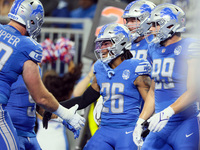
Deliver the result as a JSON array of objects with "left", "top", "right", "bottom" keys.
[
  {"left": 57, "top": 117, "right": 80, "bottom": 139},
  {"left": 43, "top": 111, "right": 52, "bottom": 129},
  {"left": 141, "top": 120, "right": 150, "bottom": 138},
  {"left": 53, "top": 104, "right": 85, "bottom": 130},
  {"left": 133, "top": 118, "right": 145, "bottom": 147},
  {"left": 93, "top": 96, "right": 103, "bottom": 125},
  {"left": 147, "top": 106, "right": 174, "bottom": 132}
]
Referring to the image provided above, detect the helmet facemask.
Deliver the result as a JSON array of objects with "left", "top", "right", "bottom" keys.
[
  {"left": 94, "top": 24, "right": 131, "bottom": 64},
  {"left": 27, "top": 10, "right": 44, "bottom": 40},
  {"left": 123, "top": 17, "right": 141, "bottom": 41},
  {"left": 144, "top": 3, "right": 186, "bottom": 44},
  {"left": 95, "top": 38, "right": 125, "bottom": 63}
]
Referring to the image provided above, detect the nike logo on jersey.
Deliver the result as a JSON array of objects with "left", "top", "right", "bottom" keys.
[
  {"left": 125, "top": 130, "right": 133, "bottom": 134},
  {"left": 186, "top": 133, "right": 193, "bottom": 138}
]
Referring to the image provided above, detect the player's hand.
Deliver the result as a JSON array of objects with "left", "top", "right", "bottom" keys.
[
  {"left": 147, "top": 106, "right": 174, "bottom": 132},
  {"left": 57, "top": 117, "right": 80, "bottom": 139},
  {"left": 43, "top": 111, "right": 52, "bottom": 129},
  {"left": 133, "top": 118, "right": 145, "bottom": 147},
  {"left": 93, "top": 96, "right": 103, "bottom": 125},
  {"left": 63, "top": 104, "right": 85, "bottom": 130}
]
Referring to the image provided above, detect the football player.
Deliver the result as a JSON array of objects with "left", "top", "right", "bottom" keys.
[
  {"left": 44, "top": 23, "right": 152, "bottom": 149},
  {"left": 5, "top": 68, "right": 42, "bottom": 150},
  {"left": 92, "top": 0, "right": 156, "bottom": 130},
  {"left": 133, "top": 3, "right": 200, "bottom": 150},
  {"left": 0, "top": 0, "right": 84, "bottom": 149},
  {"left": 122, "top": 0, "right": 156, "bottom": 60}
]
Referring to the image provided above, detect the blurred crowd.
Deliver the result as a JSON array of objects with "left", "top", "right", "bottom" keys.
[{"left": 0, "top": 0, "right": 192, "bottom": 18}]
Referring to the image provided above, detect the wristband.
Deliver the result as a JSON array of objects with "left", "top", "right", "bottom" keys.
[
  {"left": 164, "top": 106, "right": 175, "bottom": 118},
  {"left": 137, "top": 118, "right": 145, "bottom": 125},
  {"left": 53, "top": 104, "right": 69, "bottom": 120}
]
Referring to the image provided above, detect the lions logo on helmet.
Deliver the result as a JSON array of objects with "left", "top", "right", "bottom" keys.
[
  {"left": 94, "top": 23, "right": 131, "bottom": 64},
  {"left": 145, "top": 3, "right": 186, "bottom": 44},
  {"left": 8, "top": 0, "right": 44, "bottom": 40}
]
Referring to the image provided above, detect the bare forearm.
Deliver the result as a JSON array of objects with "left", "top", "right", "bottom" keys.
[
  {"left": 23, "top": 60, "right": 59, "bottom": 112},
  {"left": 73, "top": 74, "right": 92, "bottom": 97},
  {"left": 139, "top": 81, "right": 155, "bottom": 120},
  {"left": 170, "top": 59, "right": 198, "bottom": 114},
  {"left": 170, "top": 90, "right": 197, "bottom": 114},
  {"left": 139, "top": 91, "right": 155, "bottom": 120},
  {"left": 73, "top": 64, "right": 95, "bottom": 97},
  {"left": 135, "top": 75, "right": 151, "bottom": 101},
  {"left": 35, "top": 91, "right": 59, "bottom": 112}
]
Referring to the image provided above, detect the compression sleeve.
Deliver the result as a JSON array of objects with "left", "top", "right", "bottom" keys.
[{"left": 60, "top": 85, "right": 100, "bottom": 110}]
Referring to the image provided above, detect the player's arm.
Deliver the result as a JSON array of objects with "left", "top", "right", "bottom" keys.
[
  {"left": 23, "top": 60, "right": 85, "bottom": 130},
  {"left": 134, "top": 75, "right": 151, "bottom": 102},
  {"left": 42, "top": 75, "right": 100, "bottom": 129},
  {"left": 146, "top": 59, "right": 198, "bottom": 133},
  {"left": 73, "top": 63, "right": 94, "bottom": 97},
  {"left": 139, "top": 80, "right": 155, "bottom": 120},
  {"left": 134, "top": 59, "right": 155, "bottom": 119},
  {"left": 60, "top": 75, "right": 100, "bottom": 110},
  {"left": 170, "top": 59, "right": 198, "bottom": 114},
  {"left": 133, "top": 79, "right": 155, "bottom": 146},
  {"left": 23, "top": 60, "right": 59, "bottom": 112}
]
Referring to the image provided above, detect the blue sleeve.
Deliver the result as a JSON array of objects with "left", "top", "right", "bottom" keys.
[
  {"left": 21, "top": 37, "right": 43, "bottom": 63},
  {"left": 134, "top": 59, "right": 151, "bottom": 76}
]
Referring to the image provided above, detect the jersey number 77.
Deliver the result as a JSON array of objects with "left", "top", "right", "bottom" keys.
[{"left": 0, "top": 42, "right": 13, "bottom": 71}]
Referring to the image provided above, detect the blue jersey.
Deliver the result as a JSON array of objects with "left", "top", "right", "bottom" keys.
[
  {"left": 131, "top": 35, "right": 153, "bottom": 61},
  {"left": 94, "top": 59, "right": 151, "bottom": 127},
  {"left": 131, "top": 38, "right": 149, "bottom": 59},
  {"left": 148, "top": 38, "right": 199, "bottom": 121},
  {"left": 0, "top": 25, "right": 42, "bottom": 104},
  {"left": 5, "top": 66, "right": 41, "bottom": 137}
]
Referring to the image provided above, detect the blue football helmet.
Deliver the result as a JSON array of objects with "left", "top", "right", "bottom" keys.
[
  {"left": 146, "top": 3, "right": 186, "bottom": 44},
  {"left": 122, "top": 0, "right": 156, "bottom": 41},
  {"left": 94, "top": 23, "right": 132, "bottom": 64},
  {"left": 8, "top": 0, "right": 44, "bottom": 40}
]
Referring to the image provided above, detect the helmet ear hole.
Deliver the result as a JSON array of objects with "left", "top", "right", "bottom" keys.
[{"left": 31, "top": 20, "right": 35, "bottom": 25}]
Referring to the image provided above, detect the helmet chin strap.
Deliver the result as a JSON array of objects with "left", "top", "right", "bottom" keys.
[{"left": 101, "top": 62, "right": 115, "bottom": 79}]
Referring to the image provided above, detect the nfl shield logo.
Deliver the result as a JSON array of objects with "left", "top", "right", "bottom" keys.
[
  {"left": 122, "top": 69, "right": 130, "bottom": 80},
  {"left": 174, "top": 46, "right": 182, "bottom": 55}
]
